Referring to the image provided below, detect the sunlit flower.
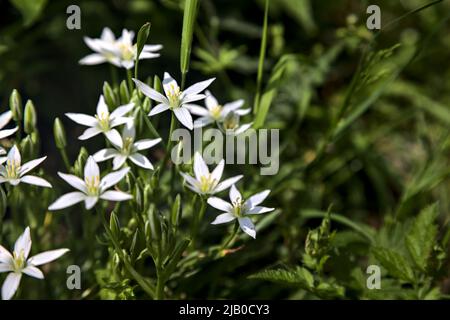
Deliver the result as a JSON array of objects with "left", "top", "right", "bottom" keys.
[
  {"left": 48, "top": 156, "right": 132, "bottom": 211},
  {"left": 66, "top": 95, "right": 134, "bottom": 146},
  {"left": 220, "top": 111, "right": 253, "bottom": 135},
  {"left": 133, "top": 72, "right": 215, "bottom": 130},
  {"left": 93, "top": 122, "right": 161, "bottom": 170},
  {"left": 208, "top": 185, "right": 274, "bottom": 239},
  {"left": 79, "top": 27, "right": 162, "bottom": 69},
  {"left": 0, "top": 110, "right": 18, "bottom": 157},
  {"left": 187, "top": 90, "right": 250, "bottom": 128},
  {"left": 180, "top": 152, "right": 242, "bottom": 195},
  {"left": 0, "top": 226, "right": 69, "bottom": 300},
  {"left": 0, "top": 145, "right": 51, "bottom": 187}
]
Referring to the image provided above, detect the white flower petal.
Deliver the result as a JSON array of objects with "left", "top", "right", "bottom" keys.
[
  {"left": 173, "top": 107, "right": 193, "bottom": 130},
  {"left": 133, "top": 78, "right": 168, "bottom": 104},
  {"left": 215, "top": 175, "right": 243, "bottom": 193},
  {"left": 134, "top": 138, "right": 161, "bottom": 151},
  {"left": 211, "top": 213, "right": 236, "bottom": 225},
  {"left": 0, "top": 110, "right": 12, "bottom": 129},
  {"left": 111, "top": 103, "right": 134, "bottom": 118},
  {"left": 19, "top": 156, "right": 46, "bottom": 176},
  {"left": 79, "top": 53, "right": 107, "bottom": 65},
  {"left": 78, "top": 127, "right": 102, "bottom": 140},
  {"left": 83, "top": 36, "right": 102, "bottom": 52},
  {"left": 28, "top": 249, "right": 69, "bottom": 266},
  {"left": 211, "top": 160, "right": 224, "bottom": 182},
  {"left": 194, "top": 117, "right": 214, "bottom": 128},
  {"left": 183, "top": 78, "right": 215, "bottom": 96},
  {"left": 84, "top": 196, "right": 98, "bottom": 210},
  {"left": 229, "top": 184, "right": 242, "bottom": 203},
  {"left": 100, "top": 190, "right": 133, "bottom": 201},
  {"left": 0, "top": 127, "right": 18, "bottom": 140},
  {"left": 20, "top": 175, "right": 52, "bottom": 188},
  {"left": 96, "top": 95, "right": 109, "bottom": 116},
  {"left": 2, "top": 272, "right": 22, "bottom": 300},
  {"left": 66, "top": 113, "right": 98, "bottom": 127},
  {"left": 204, "top": 91, "right": 218, "bottom": 110},
  {"left": 246, "top": 190, "right": 271, "bottom": 207},
  {"left": 223, "top": 100, "right": 245, "bottom": 113},
  {"left": 139, "top": 52, "right": 160, "bottom": 59},
  {"left": 0, "top": 263, "right": 13, "bottom": 273},
  {"left": 122, "top": 121, "right": 136, "bottom": 140},
  {"left": 14, "top": 227, "right": 31, "bottom": 259},
  {"left": 194, "top": 152, "right": 209, "bottom": 179},
  {"left": 129, "top": 153, "right": 154, "bottom": 169},
  {"left": 180, "top": 172, "right": 201, "bottom": 192},
  {"left": 104, "top": 129, "right": 123, "bottom": 147},
  {"left": 235, "top": 108, "right": 251, "bottom": 116},
  {"left": 93, "top": 148, "right": 118, "bottom": 162},
  {"left": 7, "top": 145, "right": 21, "bottom": 166},
  {"left": 234, "top": 123, "right": 253, "bottom": 135},
  {"left": 22, "top": 265, "right": 44, "bottom": 279},
  {"left": 149, "top": 104, "right": 170, "bottom": 116},
  {"left": 182, "top": 94, "right": 206, "bottom": 104},
  {"left": 57, "top": 172, "right": 87, "bottom": 192},
  {"left": 48, "top": 192, "right": 86, "bottom": 211},
  {"left": 84, "top": 156, "right": 100, "bottom": 180},
  {"left": 162, "top": 72, "right": 179, "bottom": 97},
  {"left": 0, "top": 245, "right": 12, "bottom": 264},
  {"left": 246, "top": 206, "right": 274, "bottom": 214},
  {"left": 112, "top": 154, "right": 127, "bottom": 170},
  {"left": 100, "top": 167, "right": 129, "bottom": 191},
  {"left": 110, "top": 116, "right": 133, "bottom": 129},
  {"left": 143, "top": 44, "right": 163, "bottom": 51},
  {"left": 207, "top": 197, "right": 233, "bottom": 213},
  {"left": 185, "top": 104, "right": 209, "bottom": 116},
  {"left": 101, "top": 27, "right": 115, "bottom": 42},
  {"left": 238, "top": 217, "right": 256, "bottom": 239}
]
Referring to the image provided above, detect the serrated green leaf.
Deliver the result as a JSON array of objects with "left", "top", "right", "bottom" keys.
[
  {"left": 372, "top": 246, "right": 415, "bottom": 283},
  {"left": 405, "top": 203, "right": 439, "bottom": 271}
]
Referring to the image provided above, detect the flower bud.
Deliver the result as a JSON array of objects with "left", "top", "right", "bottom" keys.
[
  {"left": 53, "top": 117, "right": 67, "bottom": 149},
  {"left": 9, "top": 89, "right": 23, "bottom": 122},
  {"left": 119, "top": 81, "right": 130, "bottom": 104},
  {"left": 20, "top": 135, "right": 34, "bottom": 159},
  {"left": 153, "top": 75, "right": 162, "bottom": 93},
  {"left": 223, "top": 111, "right": 240, "bottom": 131},
  {"left": 103, "top": 82, "right": 116, "bottom": 108},
  {"left": 24, "top": 100, "right": 37, "bottom": 134},
  {"left": 110, "top": 211, "right": 121, "bottom": 239},
  {"left": 74, "top": 147, "right": 89, "bottom": 176}
]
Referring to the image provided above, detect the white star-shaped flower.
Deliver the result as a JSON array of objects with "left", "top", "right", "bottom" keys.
[
  {"left": 187, "top": 90, "right": 250, "bottom": 128},
  {"left": 133, "top": 72, "right": 215, "bottom": 130},
  {"left": 66, "top": 95, "right": 134, "bottom": 146},
  {"left": 0, "top": 110, "right": 18, "bottom": 156},
  {"left": 79, "top": 27, "right": 162, "bottom": 70},
  {"left": 0, "top": 145, "right": 51, "bottom": 188},
  {"left": 180, "top": 152, "right": 242, "bottom": 195},
  {"left": 208, "top": 185, "right": 274, "bottom": 239},
  {"left": 93, "top": 122, "right": 161, "bottom": 170},
  {"left": 48, "top": 156, "right": 132, "bottom": 211},
  {"left": 0, "top": 226, "right": 69, "bottom": 300}
]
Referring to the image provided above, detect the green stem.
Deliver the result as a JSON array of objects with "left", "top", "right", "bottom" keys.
[
  {"left": 110, "top": 64, "right": 119, "bottom": 88},
  {"left": 141, "top": 107, "right": 163, "bottom": 144},
  {"left": 126, "top": 68, "right": 133, "bottom": 93},
  {"left": 216, "top": 222, "right": 239, "bottom": 257},
  {"left": 155, "top": 270, "right": 165, "bottom": 300},
  {"left": 191, "top": 196, "right": 206, "bottom": 248},
  {"left": 161, "top": 112, "right": 177, "bottom": 171},
  {"left": 253, "top": 0, "right": 269, "bottom": 114},
  {"left": 98, "top": 207, "right": 156, "bottom": 298},
  {"left": 58, "top": 147, "right": 71, "bottom": 171}
]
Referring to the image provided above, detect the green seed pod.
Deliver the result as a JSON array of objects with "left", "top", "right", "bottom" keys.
[
  {"left": 110, "top": 211, "right": 121, "bottom": 239},
  {"left": 9, "top": 89, "right": 23, "bottom": 122},
  {"left": 24, "top": 100, "right": 37, "bottom": 134},
  {"left": 103, "top": 82, "right": 116, "bottom": 108},
  {"left": 53, "top": 118, "right": 67, "bottom": 149},
  {"left": 119, "top": 81, "right": 130, "bottom": 104}
]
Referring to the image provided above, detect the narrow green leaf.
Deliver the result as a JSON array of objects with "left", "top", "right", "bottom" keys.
[{"left": 180, "top": 0, "right": 199, "bottom": 85}]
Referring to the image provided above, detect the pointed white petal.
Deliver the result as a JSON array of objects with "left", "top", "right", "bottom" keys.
[
  {"left": 149, "top": 104, "right": 170, "bottom": 116},
  {"left": 101, "top": 27, "right": 115, "bottom": 42},
  {"left": 93, "top": 148, "right": 118, "bottom": 162},
  {"left": 194, "top": 117, "right": 214, "bottom": 128},
  {"left": 185, "top": 104, "right": 209, "bottom": 116},
  {"left": 20, "top": 175, "right": 52, "bottom": 188},
  {"left": 0, "top": 110, "right": 12, "bottom": 129},
  {"left": 234, "top": 123, "right": 253, "bottom": 135},
  {"left": 22, "top": 265, "right": 44, "bottom": 279},
  {"left": 0, "top": 264, "right": 13, "bottom": 273},
  {"left": 0, "top": 245, "right": 12, "bottom": 264},
  {"left": 134, "top": 138, "right": 161, "bottom": 151},
  {"left": 181, "top": 94, "right": 206, "bottom": 104},
  {"left": 84, "top": 156, "right": 100, "bottom": 180},
  {"left": 246, "top": 206, "right": 274, "bottom": 214},
  {"left": 238, "top": 217, "right": 256, "bottom": 239},
  {"left": 207, "top": 197, "right": 233, "bottom": 212},
  {"left": 57, "top": 172, "right": 87, "bottom": 192},
  {"left": 229, "top": 184, "right": 242, "bottom": 203},
  {"left": 173, "top": 107, "right": 193, "bottom": 130},
  {"left": 223, "top": 100, "right": 245, "bottom": 113},
  {"left": 100, "top": 167, "right": 129, "bottom": 191},
  {"left": 83, "top": 36, "right": 102, "bottom": 52},
  {"left": 79, "top": 54, "right": 107, "bottom": 65},
  {"left": 110, "top": 103, "right": 134, "bottom": 118},
  {"left": 7, "top": 145, "right": 21, "bottom": 166},
  {"left": 211, "top": 213, "right": 236, "bottom": 225},
  {"left": 28, "top": 249, "right": 69, "bottom": 266},
  {"left": 133, "top": 78, "right": 168, "bottom": 103},
  {"left": 139, "top": 52, "right": 160, "bottom": 59},
  {"left": 105, "top": 129, "right": 124, "bottom": 147},
  {"left": 122, "top": 121, "right": 136, "bottom": 140},
  {"left": 234, "top": 108, "right": 251, "bottom": 116},
  {"left": 183, "top": 78, "right": 215, "bottom": 96},
  {"left": 194, "top": 152, "right": 209, "bottom": 180},
  {"left": 84, "top": 196, "right": 98, "bottom": 210},
  {"left": 246, "top": 190, "right": 270, "bottom": 207},
  {"left": 204, "top": 91, "right": 219, "bottom": 110},
  {"left": 180, "top": 172, "right": 201, "bottom": 191},
  {"left": 143, "top": 44, "right": 163, "bottom": 51},
  {"left": 78, "top": 127, "right": 102, "bottom": 140},
  {"left": 100, "top": 190, "right": 133, "bottom": 201},
  {"left": 14, "top": 227, "right": 31, "bottom": 259},
  {"left": 2, "top": 272, "right": 22, "bottom": 300},
  {"left": 214, "top": 175, "right": 243, "bottom": 193},
  {"left": 0, "top": 127, "right": 18, "bottom": 140},
  {"left": 210, "top": 160, "right": 224, "bottom": 182},
  {"left": 48, "top": 192, "right": 86, "bottom": 211},
  {"left": 19, "top": 156, "right": 46, "bottom": 176},
  {"left": 162, "top": 72, "right": 179, "bottom": 97},
  {"left": 96, "top": 95, "right": 109, "bottom": 116},
  {"left": 110, "top": 116, "right": 133, "bottom": 129},
  {"left": 112, "top": 155, "right": 127, "bottom": 170},
  {"left": 66, "top": 113, "right": 98, "bottom": 127},
  {"left": 129, "top": 153, "right": 154, "bottom": 169}
]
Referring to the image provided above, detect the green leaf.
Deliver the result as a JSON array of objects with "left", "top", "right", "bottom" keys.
[
  {"left": 372, "top": 246, "right": 415, "bottom": 282},
  {"left": 10, "top": 0, "right": 47, "bottom": 26},
  {"left": 249, "top": 267, "right": 314, "bottom": 290},
  {"left": 180, "top": 0, "right": 199, "bottom": 82},
  {"left": 405, "top": 203, "right": 439, "bottom": 271}
]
